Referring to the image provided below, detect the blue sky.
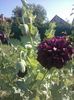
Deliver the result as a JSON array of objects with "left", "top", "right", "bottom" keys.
[{"left": 0, "top": 0, "right": 74, "bottom": 23}]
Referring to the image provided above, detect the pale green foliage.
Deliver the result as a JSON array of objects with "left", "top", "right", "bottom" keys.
[
  {"left": 20, "top": 24, "right": 28, "bottom": 35},
  {"left": 0, "top": 36, "right": 74, "bottom": 100},
  {"left": 45, "top": 22, "right": 56, "bottom": 39},
  {"left": 22, "top": 0, "right": 38, "bottom": 36},
  {"left": 3, "top": 21, "right": 11, "bottom": 37},
  {"left": 28, "top": 23, "right": 38, "bottom": 36},
  {"left": 0, "top": 19, "right": 11, "bottom": 37}
]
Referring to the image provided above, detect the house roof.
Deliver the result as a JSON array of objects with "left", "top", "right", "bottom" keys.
[{"left": 50, "top": 15, "right": 70, "bottom": 26}]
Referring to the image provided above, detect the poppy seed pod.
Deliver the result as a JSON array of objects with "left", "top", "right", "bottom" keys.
[
  {"left": 25, "top": 44, "right": 32, "bottom": 49},
  {"left": 37, "top": 36, "right": 73, "bottom": 69},
  {"left": 16, "top": 58, "right": 27, "bottom": 78},
  {"left": 24, "top": 24, "right": 29, "bottom": 34}
]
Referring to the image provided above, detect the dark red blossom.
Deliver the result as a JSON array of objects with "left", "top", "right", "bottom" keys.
[{"left": 37, "top": 36, "right": 73, "bottom": 69}]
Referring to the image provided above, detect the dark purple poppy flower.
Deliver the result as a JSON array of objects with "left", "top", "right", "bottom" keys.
[{"left": 37, "top": 36, "right": 73, "bottom": 69}]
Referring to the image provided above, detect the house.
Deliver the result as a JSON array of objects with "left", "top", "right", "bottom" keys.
[
  {"left": 50, "top": 15, "right": 69, "bottom": 25},
  {"left": 50, "top": 15, "right": 71, "bottom": 36}
]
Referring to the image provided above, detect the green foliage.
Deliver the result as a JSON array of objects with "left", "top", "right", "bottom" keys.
[
  {"left": 0, "top": 34, "right": 74, "bottom": 100},
  {"left": 12, "top": 6, "right": 23, "bottom": 25},
  {"left": 72, "top": 19, "right": 74, "bottom": 26},
  {"left": 0, "top": 22, "right": 4, "bottom": 32},
  {"left": 21, "top": 0, "right": 38, "bottom": 37},
  {"left": 28, "top": 4, "right": 47, "bottom": 41},
  {"left": 12, "top": 3, "right": 47, "bottom": 39},
  {"left": 12, "top": 6, "right": 22, "bottom": 18},
  {"left": 28, "top": 4, "right": 47, "bottom": 26},
  {"left": 53, "top": 19, "right": 71, "bottom": 36},
  {"left": 0, "top": 17, "right": 11, "bottom": 37},
  {"left": 28, "top": 23, "right": 38, "bottom": 36},
  {"left": 70, "top": 30, "right": 74, "bottom": 42},
  {"left": 36, "top": 21, "right": 50, "bottom": 41},
  {"left": 4, "top": 21, "right": 11, "bottom": 37},
  {"left": 45, "top": 22, "right": 56, "bottom": 39},
  {"left": 10, "top": 20, "right": 22, "bottom": 41}
]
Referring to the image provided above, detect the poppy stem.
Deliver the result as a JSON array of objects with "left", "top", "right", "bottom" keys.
[{"left": 41, "top": 70, "right": 48, "bottom": 82}]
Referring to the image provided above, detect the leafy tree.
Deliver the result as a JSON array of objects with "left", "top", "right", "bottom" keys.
[
  {"left": 11, "top": 5, "right": 24, "bottom": 40},
  {"left": 12, "top": 3, "right": 47, "bottom": 39},
  {"left": 13, "top": 3, "right": 47, "bottom": 25},
  {"left": 12, "top": 3, "right": 47, "bottom": 26},
  {"left": 12, "top": 6, "right": 23, "bottom": 24},
  {"left": 28, "top": 4, "right": 47, "bottom": 26},
  {"left": 10, "top": 18, "right": 22, "bottom": 41},
  {"left": 12, "top": 6, "right": 22, "bottom": 18}
]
